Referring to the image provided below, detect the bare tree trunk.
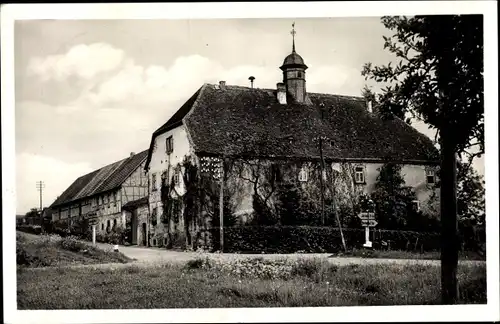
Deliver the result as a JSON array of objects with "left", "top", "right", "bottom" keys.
[{"left": 440, "top": 131, "right": 459, "bottom": 304}]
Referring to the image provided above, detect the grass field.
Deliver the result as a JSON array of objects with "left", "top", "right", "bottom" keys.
[
  {"left": 333, "top": 248, "right": 486, "bottom": 261},
  {"left": 16, "top": 231, "right": 132, "bottom": 268},
  {"left": 17, "top": 256, "right": 486, "bottom": 309}
]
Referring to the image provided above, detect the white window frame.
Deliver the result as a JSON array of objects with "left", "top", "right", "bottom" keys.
[
  {"left": 298, "top": 167, "right": 308, "bottom": 182},
  {"left": 426, "top": 169, "right": 436, "bottom": 184},
  {"left": 412, "top": 200, "right": 421, "bottom": 212},
  {"left": 354, "top": 166, "right": 365, "bottom": 184},
  {"left": 174, "top": 169, "right": 180, "bottom": 185},
  {"left": 166, "top": 136, "right": 173, "bottom": 154}
]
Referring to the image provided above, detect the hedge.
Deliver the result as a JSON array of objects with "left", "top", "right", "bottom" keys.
[
  {"left": 199, "top": 225, "right": 444, "bottom": 253},
  {"left": 16, "top": 225, "right": 42, "bottom": 236}
]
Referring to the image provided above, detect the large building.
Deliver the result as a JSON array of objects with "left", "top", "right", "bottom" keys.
[
  {"left": 50, "top": 150, "right": 149, "bottom": 239},
  {"left": 143, "top": 34, "right": 440, "bottom": 249}
]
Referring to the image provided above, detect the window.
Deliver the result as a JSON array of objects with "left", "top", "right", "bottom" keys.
[
  {"left": 411, "top": 200, "right": 421, "bottom": 212},
  {"left": 298, "top": 167, "right": 308, "bottom": 182},
  {"left": 426, "top": 169, "right": 435, "bottom": 184},
  {"left": 152, "top": 173, "right": 157, "bottom": 191},
  {"left": 101, "top": 223, "right": 104, "bottom": 230},
  {"left": 152, "top": 207, "right": 158, "bottom": 218},
  {"left": 354, "top": 166, "right": 365, "bottom": 184},
  {"left": 107, "top": 219, "right": 111, "bottom": 231},
  {"left": 113, "top": 219, "right": 117, "bottom": 229},
  {"left": 113, "top": 192, "right": 117, "bottom": 206},
  {"left": 166, "top": 136, "right": 173, "bottom": 154},
  {"left": 174, "top": 169, "right": 180, "bottom": 185}
]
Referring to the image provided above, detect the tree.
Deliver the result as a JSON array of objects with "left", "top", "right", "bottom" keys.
[
  {"left": 457, "top": 162, "right": 485, "bottom": 252},
  {"left": 362, "top": 15, "right": 484, "bottom": 304},
  {"left": 370, "top": 162, "right": 418, "bottom": 230},
  {"left": 457, "top": 162, "right": 485, "bottom": 221}
]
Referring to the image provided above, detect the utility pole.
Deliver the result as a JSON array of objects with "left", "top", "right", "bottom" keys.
[
  {"left": 317, "top": 104, "right": 326, "bottom": 226},
  {"left": 36, "top": 181, "right": 45, "bottom": 225},
  {"left": 318, "top": 136, "right": 326, "bottom": 225},
  {"left": 219, "top": 158, "right": 225, "bottom": 253}
]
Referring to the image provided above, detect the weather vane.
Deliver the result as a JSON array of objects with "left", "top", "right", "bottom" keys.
[{"left": 290, "top": 22, "right": 296, "bottom": 52}]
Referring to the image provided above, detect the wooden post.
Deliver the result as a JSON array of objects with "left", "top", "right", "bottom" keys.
[
  {"left": 92, "top": 224, "right": 96, "bottom": 245},
  {"left": 331, "top": 171, "right": 347, "bottom": 253},
  {"left": 319, "top": 137, "right": 326, "bottom": 225},
  {"left": 219, "top": 159, "right": 225, "bottom": 253}
]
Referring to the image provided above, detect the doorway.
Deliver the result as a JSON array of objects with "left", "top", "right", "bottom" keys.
[
  {"left": 131, "top": 211, "right": 138, "bottom": 245},
  {"left": 141, "top": 223, "right": 147, "bottom": 246}
]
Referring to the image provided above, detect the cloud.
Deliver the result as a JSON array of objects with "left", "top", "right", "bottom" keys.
[
  {"left": 27, "top": 43, "right": 126, "bottom": 81},
  {"left": 27, "top": 42, "right": 366, "bottom": 108},
  {"left": 16, "top": 41, "right": 429, "bottom": 214},
  {"left": 16, "top": 153, "right": 93, "bottom": 214}
]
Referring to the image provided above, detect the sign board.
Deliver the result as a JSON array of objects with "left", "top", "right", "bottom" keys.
[
  {"left": 358, "top": 212, "right": 376, "bottom": 221},
  {"left": 87, "top": 211, "right": 99, "bottom": 225},
  {"left": 361, "top": 219, "right": 378, "bottom": 227}
]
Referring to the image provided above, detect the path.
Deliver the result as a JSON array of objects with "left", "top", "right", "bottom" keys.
[{"left": 94, "top": 242, "right": 484, "bottom": 267}]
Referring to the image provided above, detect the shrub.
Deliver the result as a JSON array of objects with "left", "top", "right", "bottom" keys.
[
  {"left": 16, "top": 225, "right": 42, "bottom": 235},
  {"left": 199, "top": 225, "right": 442, "bottom": 253},
  {"left": 59, "top": 236, "right": 88, "bottom": 252}
]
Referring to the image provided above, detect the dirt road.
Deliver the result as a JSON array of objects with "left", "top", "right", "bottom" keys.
[{"left": 94, "top": 242, "right": 484, "bottom": 267}]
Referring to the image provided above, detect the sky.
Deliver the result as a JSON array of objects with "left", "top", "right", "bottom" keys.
[{"left": 14, "top": 17, "right": 485, "bottom": 215}]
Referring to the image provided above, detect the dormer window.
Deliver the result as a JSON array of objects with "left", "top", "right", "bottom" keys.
[
  {"left": 354, "top": 166, "right": 365, "bottom": 184},
  {"left": 298, "top": 167, "right": 308, "bottom": 182},
  {"left": 426, "top": 169, "right": 436, "bottom": 184},
  {"left": 166, "top": 136, "right": 173, "bottom": 154}
]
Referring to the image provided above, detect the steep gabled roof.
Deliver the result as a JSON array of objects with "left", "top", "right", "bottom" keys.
[
  {"left": 144, "top": 87, "right": 203, "bottom": 170},
  {"left": 146, "top": 83, "right": 439, "bottom": 166},
  {"left": 50, "top": 150, "right": 148, "bottom": 208}
]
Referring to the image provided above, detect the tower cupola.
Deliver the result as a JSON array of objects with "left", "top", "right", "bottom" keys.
[{"left": 279, "top": 22, "right": 308, "bottom": 103}]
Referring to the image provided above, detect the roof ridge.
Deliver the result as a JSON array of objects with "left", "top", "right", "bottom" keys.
[
  {"left": 204, "top": 82, "right": 364, "bottom": 100},
  {"left": 76, "top": 149, "right": 149, "bottom": 180},
  {"left": 108, "top": 150, "right": 148, "bottom": 189}
]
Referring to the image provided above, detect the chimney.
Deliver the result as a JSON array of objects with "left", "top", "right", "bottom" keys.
[
  {"left": 367, "top": 100, "right": 373, "bottom": 113},
  {"left": 130, "top": 152, "right": 135, "bottom": 157},
  {"left": 219, "top": 81, "right": 226, "bottom": 90},
  {"left": 277, "top": 83, "right": 287, "bottom": 104},
  {"left": 248, "top": 76, "right": 255, "bottom": 89}
]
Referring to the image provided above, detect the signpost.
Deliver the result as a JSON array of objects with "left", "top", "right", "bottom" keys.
[
  {"left": 87, "top": 211, "right": 98, "bottom": 245},
  {"left": 357, "top": 201, "right": 378, "bottom": 248}
]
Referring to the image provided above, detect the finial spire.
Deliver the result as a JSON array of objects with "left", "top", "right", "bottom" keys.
[{"left": 290, "top": 22, "right": 296, "bottom": 53}]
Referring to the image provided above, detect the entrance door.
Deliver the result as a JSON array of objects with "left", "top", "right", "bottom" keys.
[
  {"left": 141, "top": 223, "right": 147, "bottom": 246},
  {"left": 131, "top": 211, "right": 138, "bottom": 245}
]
